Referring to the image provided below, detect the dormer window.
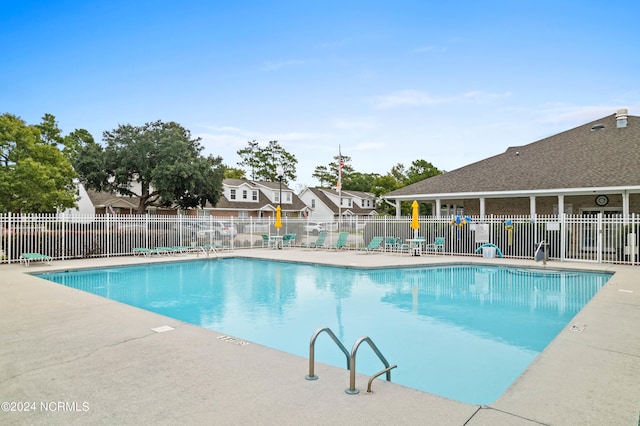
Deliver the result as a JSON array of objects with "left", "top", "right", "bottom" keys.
[{"left": 230, "top": 189, "right": 236, "bottom": 200}]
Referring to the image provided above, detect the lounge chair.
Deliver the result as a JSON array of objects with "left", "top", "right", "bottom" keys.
[
  {"left": 19, "top": 252, "right": 52, "bottom": 266},
  {"left": 156, "top": 246, "right": 185, "bottom": 255},
  {"left": 196, "top": 244, "right": 218, "bottom": 257},
  {"left": 302, "top": 231, "right": 328, "bottom": 249},
  {"left": 357, "top": 236, "right": 384, "bottom": 254},
  {"left": 327, "top": 232, "right": 349, "bottom": 250},
  {"left": 425, "top": 237, "right": 445, "bottom": 254},
  {"left": 132, "top": 247, "right": 166, "bottom": 257}
]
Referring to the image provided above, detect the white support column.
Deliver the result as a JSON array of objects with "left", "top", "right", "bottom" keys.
[
  {"left": 479, "top": 197, "right": 486, "bottom": 219},
  {"left": 435, "top": 199, "right": 441, "bottom": 218},
  {"left": 557, "top": 195, "right": 564, "bottom": 215},
  {"left": 622, "top": 191, "right": 630, "bottom": 219},
  {"left": 395, "top": 200, "right": 401, "bottom": 218},
  {"left": 530, "top": 196, "right": 537, "bottom": 218}
]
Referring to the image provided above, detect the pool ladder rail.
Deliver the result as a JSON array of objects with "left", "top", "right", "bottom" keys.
[{"left": 305, "top": 326, "right": 397, "bottom": 395}]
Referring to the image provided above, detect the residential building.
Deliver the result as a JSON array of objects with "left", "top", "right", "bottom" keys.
[
  {"left": 205, "top": 179, "right": 309, "bottom": 219},
  {"left": 384, "top": 109, "right": 640, "bottom": 218},
  {"left": 298, "top": 187, "right": 378, "bottom": 220}
]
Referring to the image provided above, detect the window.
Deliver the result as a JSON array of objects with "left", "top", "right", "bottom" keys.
[
  {"left": 230, "top": 189, "right": 236, "bottom": 200},
  {"left": 242, "top": 190, "right": 248, "bottom": 200},
  {"left": 252, "top": 190, "right": 258, "bottom": 201},
  {"left": 238, "top": 211, "right": 248, "bottom": 218},
  {"left": 311, "top": 199, "right": 316, "bottom": 208},
  {"left": 286, "top": 193, "right": 291, "bottom": 203},
  {"left": 275, "top": 192, "right": 280, "bottom": 203}
]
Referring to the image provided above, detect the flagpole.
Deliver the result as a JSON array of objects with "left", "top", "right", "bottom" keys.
[{"left": 338, "top": 145, "right": 342, "bottom": 222}]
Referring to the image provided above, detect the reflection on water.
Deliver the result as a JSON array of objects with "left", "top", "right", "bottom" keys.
[{"left": 37, "top": 260, "right": 611, "bottom": 405}]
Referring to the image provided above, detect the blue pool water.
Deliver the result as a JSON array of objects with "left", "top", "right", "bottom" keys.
[{"left": 36, "top": 259, "right": 611, "bottom": 405}]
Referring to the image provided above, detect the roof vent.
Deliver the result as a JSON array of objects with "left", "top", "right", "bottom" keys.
[
  {"left": 591, "top": 124, "right": 605, "bottom": 131},
  {"left": 616, "top": 108, "right": 628, "bottom": 128}
]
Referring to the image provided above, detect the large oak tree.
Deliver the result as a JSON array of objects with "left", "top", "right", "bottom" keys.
[{"left": 76, "top": 120, "right": 224, "bottom": 214}]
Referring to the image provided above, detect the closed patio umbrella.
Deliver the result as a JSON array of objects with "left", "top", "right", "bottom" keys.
[
  {"left": 275, "top": 205, "right": 282, "bottom": 231},
  {"left": 411, "top": 201, "right": 419, "bottom": 238}
]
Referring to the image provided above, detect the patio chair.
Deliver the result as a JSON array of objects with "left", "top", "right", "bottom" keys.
[
  {"left": 357, "top": 236, "right": 384, "bottom": 254},
  {"left": 282, "top": 233, "right": 296, "bottom": 248},
  {"left": 302, "top": 231, "right": 328, "bottom": 249},
  {"left": 327, "top": 232, "right": 349, "bottom": 250},
  {"left": 394, "top": 237, "right": 410, "bottom": 254},
  {"left": 19, "top": 252, "right": 52, "bottom": 266},
  {"left": 384, "top": 236, "right": 398, "bottom": 252},
  {"left": 425, "top": 237, "right": 445, "bottom": 254},
  {"left": 260, "top": 234, "right": 273, "bottom": 248}
]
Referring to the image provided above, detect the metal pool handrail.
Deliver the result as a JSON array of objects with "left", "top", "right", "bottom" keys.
[
  {"left": 346, "top": 336, "right": 394, "bottom": 395},
  {"left": 305, "top": 326, "right": 350, "bottom": 381},
  {"left": 305, "top": 326, "right": 396, "bottom": 395}
]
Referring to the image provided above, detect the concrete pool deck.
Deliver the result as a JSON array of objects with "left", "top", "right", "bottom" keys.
[{"left": 1, "top": 249, "right": 639, "bottom": 425}]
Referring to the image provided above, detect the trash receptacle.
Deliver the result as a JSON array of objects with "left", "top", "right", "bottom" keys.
[
  {"left": 482, "top": 246, "right": 496, "bottom": 258},
  {"left": 534, "top": 241, "right": 548, "bottom": 262}
]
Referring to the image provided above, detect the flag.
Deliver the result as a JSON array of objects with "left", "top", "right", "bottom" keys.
[
  {"left": 337, "top": 145, "right": 343, "bottom": 192},
  {"left": 108, "top": 204, "right": 116, "bottom": 215}
]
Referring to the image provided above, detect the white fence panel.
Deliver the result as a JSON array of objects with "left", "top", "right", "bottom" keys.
[{"left": 1, "top": 213, "right": 639, "bottom": 266}]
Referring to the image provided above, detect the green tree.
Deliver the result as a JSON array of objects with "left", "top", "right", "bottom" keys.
[
  {"left": 389, "top": 163, "right": 406, "bottom": 184},
  {"left": 72, "top": 131, "right": 108, "bottom": 192},
  {"left": 236, "top": 140, "right": 297, "bottom": 183},
  {"left": 343, "top": 171, "right": 378, "bottom": 192},
  {"left": 76, "top": 120, "right": 224, "bottom": 213},
  {"left": 313, "top": 153, "right": 354, "bottom": 188},
  {"left": 404, "top": 159, "right": 443, "bottom": 185},
  {"left": 224, "top": 166, "right": 246, "bottom": 179},
  {"left": 0, "top": 113, "right": 78, "bottom": 213},
  {"left": 311, "top": 165, "right": 331, "bottom": 187},
  {"left": 387, "top": 159, "right": 443, "bottom": 215},
  {"left": 236, "top": 140, "right": 262, "bottom": 180}
]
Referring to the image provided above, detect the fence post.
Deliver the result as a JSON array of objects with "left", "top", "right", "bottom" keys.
[
  {"left": 560, "top": 213, "right": 566, "bottom": 262},
  {"left": 7, "top": 212, "right": 12, "bottom": 264}
]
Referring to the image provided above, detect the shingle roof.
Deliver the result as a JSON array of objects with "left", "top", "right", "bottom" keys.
[
  {"left": 309, "top": 187, "right": 377, "bottom": 215},
  {"left": 86, "top": 190, "right": 139, "bottom": 209},
  {"left": 386, "top": 113, "right": 640, "bottom": 197},
  {"left": 211, "top": 179, "right": 308, "bottom": 212}
]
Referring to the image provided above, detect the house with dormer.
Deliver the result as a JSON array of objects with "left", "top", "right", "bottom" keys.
[
  {"left": 298, "top": 187, "right": 378, "bottom": 220},
  {"left": 384, "top": 109, "right": 640, "bottom": 218},
  {"left": 205, "top": 178, "right": 309, "bottom": 219}
]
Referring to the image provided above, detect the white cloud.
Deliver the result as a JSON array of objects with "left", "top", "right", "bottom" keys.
[
  {"left": 371, "top": 89, "right": 510, "bottom": 109},
  {"left": 535, "top": 104, "right": 625, "bottom": 124}
]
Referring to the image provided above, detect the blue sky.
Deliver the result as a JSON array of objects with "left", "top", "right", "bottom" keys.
[{"left": 3, "top": 0, "right": 639, "bottom": 190}]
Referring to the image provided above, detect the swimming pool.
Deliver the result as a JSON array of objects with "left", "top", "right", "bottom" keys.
[{"left": 36, "top": 259, "right": 611, "bottom": 405}]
